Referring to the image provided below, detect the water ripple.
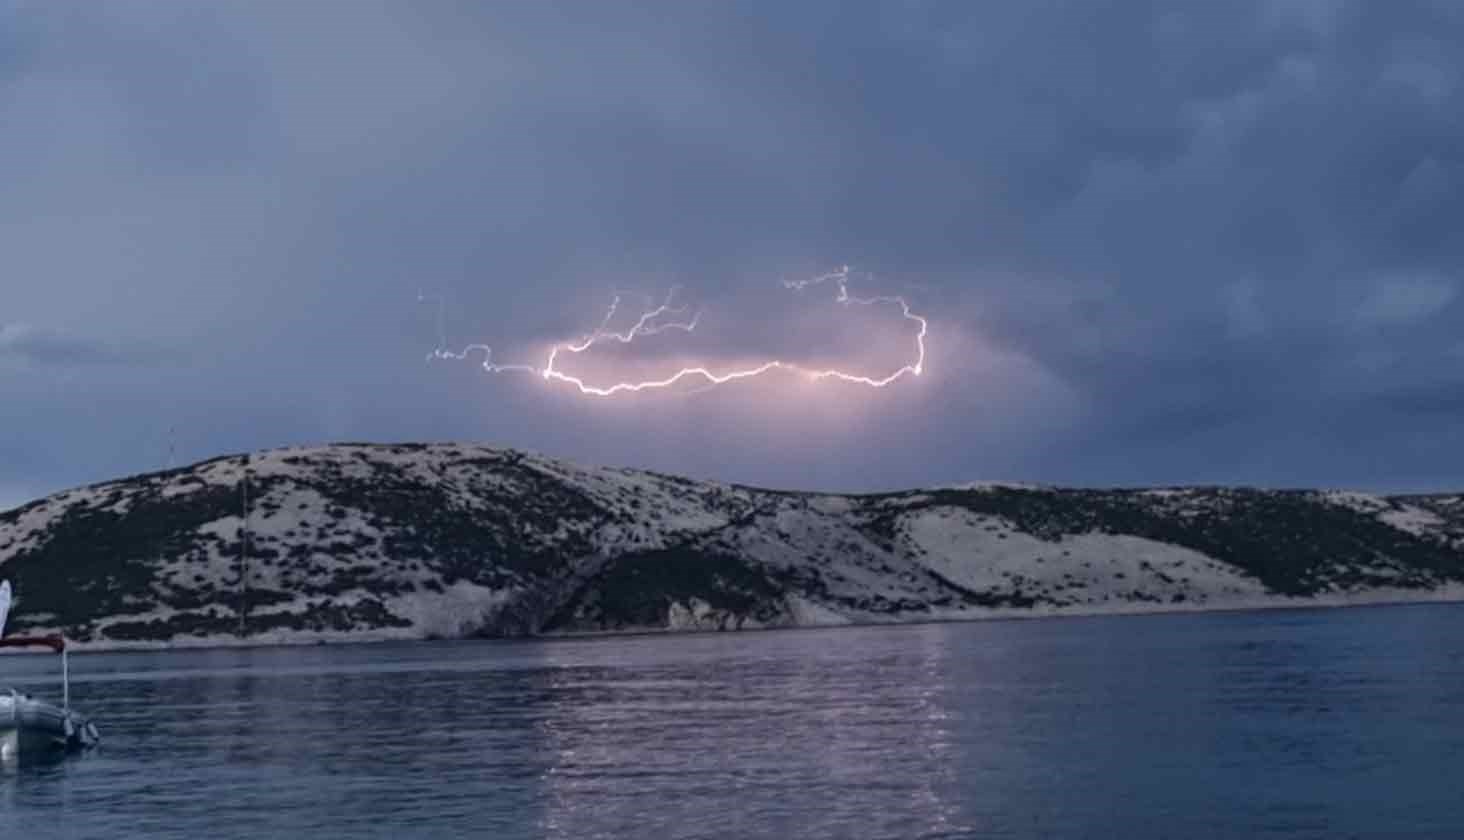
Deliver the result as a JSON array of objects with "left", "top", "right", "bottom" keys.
[{"left": 3, "top": 607, "right": 1464, "bottom": 838}]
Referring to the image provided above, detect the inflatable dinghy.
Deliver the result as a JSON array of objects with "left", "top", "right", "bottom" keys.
[{"left": 0, "top": 581, "right": 101, "bottom": 764}]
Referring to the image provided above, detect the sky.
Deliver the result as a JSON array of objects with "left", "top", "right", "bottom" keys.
[{"left": 3, "top": 0, "right": 1463, "bottom": 507}]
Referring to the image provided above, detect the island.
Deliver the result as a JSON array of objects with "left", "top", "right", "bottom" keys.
[{"left": 1, "top": 442, "right": 1461, "bottom": 648}]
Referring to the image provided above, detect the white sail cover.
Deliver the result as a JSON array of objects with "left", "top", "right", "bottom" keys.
[{"left": 0, "top": 580, "right": 11, "bottom": 638}]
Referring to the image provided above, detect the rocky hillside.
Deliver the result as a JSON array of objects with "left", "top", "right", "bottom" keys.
[{"left": 1, "top": 443, "right": 1462, "bottom": 647}]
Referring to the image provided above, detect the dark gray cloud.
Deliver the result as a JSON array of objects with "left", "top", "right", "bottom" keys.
[
  {"left": 0, "top": 323, "right": 172, "bottom": 366},
  {"left": 3, "top": 0, "right": 1463, "bottom": 507}
]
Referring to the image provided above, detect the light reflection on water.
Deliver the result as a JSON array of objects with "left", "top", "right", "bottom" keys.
[
  {"left": 533, "top": 627, "right": 967, "bottom": 838},
  {"left": 3, "top": 605, "right": 1464, "bottom": 838}
]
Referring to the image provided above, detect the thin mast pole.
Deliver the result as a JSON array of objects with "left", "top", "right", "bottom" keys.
[{"left": 238, "top": 458, "right": 249, "bottom": 637}]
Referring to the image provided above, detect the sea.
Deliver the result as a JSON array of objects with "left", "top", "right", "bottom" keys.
[{"left": 4, "top": 604, "right": 1463, "bottom": 838}]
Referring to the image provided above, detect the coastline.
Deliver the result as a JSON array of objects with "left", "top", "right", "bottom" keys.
[{"left": 37, "top": 586, "right": 1464, "bottom": 654}]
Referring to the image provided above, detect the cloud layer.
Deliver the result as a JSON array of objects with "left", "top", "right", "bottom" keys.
[{"left": 3, "top": 0, "right": 1462, "bottom": 506}]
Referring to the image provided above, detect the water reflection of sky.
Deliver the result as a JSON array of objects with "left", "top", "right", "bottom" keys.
[{"left": 5, "top": 608, "right": 1464, "bottom": 838}]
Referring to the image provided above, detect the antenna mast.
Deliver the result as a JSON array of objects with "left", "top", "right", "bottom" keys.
[{"left": 238, "top": 455, "right": 250, "bottom": 638}]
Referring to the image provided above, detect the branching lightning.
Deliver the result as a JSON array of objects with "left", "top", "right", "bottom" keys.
[{"left": 423, "top": 267, "right": 927, "bottom": 397}]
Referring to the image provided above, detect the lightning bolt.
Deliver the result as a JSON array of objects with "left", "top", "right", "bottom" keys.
[{"left": 425, "top": 267, "right": 927, "bottom": 397}]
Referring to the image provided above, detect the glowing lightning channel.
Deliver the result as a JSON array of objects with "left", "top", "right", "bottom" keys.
[{"left": 425, "top": 267, "right": 927, "bottom": 397}]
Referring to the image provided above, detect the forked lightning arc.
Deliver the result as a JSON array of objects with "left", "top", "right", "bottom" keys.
[{"left": 423, "top": 267, "right": 927, "bottom": 397}]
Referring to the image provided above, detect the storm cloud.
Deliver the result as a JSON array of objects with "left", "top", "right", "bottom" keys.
[{"left": 3, "top": 0, "right": 1462, "bottom": 507}]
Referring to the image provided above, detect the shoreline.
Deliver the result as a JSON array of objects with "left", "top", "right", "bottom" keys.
[{"left": 26, "top": 587, "right": 1464, "bottom": 655}]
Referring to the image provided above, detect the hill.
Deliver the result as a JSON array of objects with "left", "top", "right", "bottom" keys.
[{"left": 2, "top": 443, "right": 1462, "bottom": 646}]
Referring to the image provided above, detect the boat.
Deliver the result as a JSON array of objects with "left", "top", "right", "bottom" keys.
[{"left": 0, "top": 581, "right": 101, "bottom": 764}]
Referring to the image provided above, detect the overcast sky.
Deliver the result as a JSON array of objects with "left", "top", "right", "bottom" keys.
[{"left": 3, "top": 0, "right": 1462, "bottom": 507}]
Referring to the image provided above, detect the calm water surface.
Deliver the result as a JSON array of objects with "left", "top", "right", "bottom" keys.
[{"left": 4, "top": 605, "right": 1464, "bottom": 838}]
